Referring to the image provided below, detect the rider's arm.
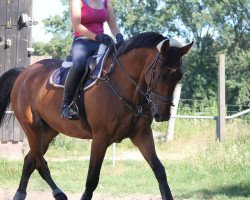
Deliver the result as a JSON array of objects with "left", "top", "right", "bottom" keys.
[{"left": 106, "top": 0, "right": 121, "bottom": 37}]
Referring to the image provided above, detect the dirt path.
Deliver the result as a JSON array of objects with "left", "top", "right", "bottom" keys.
[{"left": 0, "top": 190, "right": 162, "bottom": 200}]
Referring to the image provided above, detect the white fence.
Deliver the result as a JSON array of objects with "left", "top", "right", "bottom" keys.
[{"left": 167, "top": 108, "right": 250, "bottom": 141}]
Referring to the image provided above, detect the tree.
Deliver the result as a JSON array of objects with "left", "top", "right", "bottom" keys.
[
  {"left": 33, "top": 34, "right": 72, "bottom": 58},
  {"left": 33, "top": 0, "right": 71, "bottom": 59},
  {"left": 111, "top": 0, "right": 175, "bottom": 37},
  {"left": 163, "top": 0, "right": 250, "bottom": 109},
  {"left": 205, "top": 0, "right": 250, "bottom": 107}
]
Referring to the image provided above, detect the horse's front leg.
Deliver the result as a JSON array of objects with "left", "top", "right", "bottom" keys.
[
  {"left": 81, "top": 135, "right": 109, "bottom": 200},
  {"left": 130, "top": 128, "right": 174, "bottom": 200}
]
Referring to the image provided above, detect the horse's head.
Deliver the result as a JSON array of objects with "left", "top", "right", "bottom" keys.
[{"left": 145, "top": 39, "right": 193, "bottom": 122}]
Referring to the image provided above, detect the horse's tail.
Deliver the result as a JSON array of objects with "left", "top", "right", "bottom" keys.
[{"left": 0, "top": 67, "right": 25, "bottom": 126}]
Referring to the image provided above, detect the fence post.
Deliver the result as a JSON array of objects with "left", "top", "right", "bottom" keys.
[
  {"left": 217, "top": 54, "right": 226, "bottom": 142},
  {"left": 166, "top": 84, "right": 182, "bottom": 142}
]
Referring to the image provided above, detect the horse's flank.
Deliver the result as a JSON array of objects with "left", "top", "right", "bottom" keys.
[{"left": 11, "top": 59, "right": 93, "bottom": 140}]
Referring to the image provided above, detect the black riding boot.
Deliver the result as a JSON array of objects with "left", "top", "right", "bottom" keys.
[{"left": 60, "top": 66, "right": 83, "bottom": 120}]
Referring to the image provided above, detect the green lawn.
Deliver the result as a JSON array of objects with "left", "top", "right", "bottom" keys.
[{"left": 0, "top": 120, "right": 249, "bottom": 199}]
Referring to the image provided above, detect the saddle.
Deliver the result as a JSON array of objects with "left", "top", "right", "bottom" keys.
[{"left": 49, "top": 44, "right": 109, "bottom": 91}]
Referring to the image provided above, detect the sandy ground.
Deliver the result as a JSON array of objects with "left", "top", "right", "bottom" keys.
[{"left": 0, "top": 190, "right": 162, "bottom": 200}]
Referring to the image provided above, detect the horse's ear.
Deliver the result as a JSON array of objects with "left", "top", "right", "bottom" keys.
[
  {"left": 157, "top": 39, "right": 170, "bottom": 56},
  {"left": 179, "top": 41, "right": 193, "bottom": 56}
]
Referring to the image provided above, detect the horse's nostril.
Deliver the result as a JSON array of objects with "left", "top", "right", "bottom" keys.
[{"left": 154, "top": 113, "right": 161, "bottom": 122}]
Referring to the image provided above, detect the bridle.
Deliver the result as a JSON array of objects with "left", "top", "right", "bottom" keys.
[
  {"left": 95, "top": 44, "right": 181, "bottom": 118},
  {"left": 144, "top": 53, "right": 181, "bottom": 107}
]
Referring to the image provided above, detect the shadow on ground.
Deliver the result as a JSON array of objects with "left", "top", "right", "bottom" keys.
[{"left": 179, "top": 184, "right": 250, "bottom": 199}]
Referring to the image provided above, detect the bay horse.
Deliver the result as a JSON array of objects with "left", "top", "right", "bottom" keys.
[{"left": 0, "top": 32, "right": 192, "bottom": 200}]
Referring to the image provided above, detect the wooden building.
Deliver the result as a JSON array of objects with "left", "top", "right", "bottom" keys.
[{"left": 0, "top": 0, "right": 33, "bottom": 143}]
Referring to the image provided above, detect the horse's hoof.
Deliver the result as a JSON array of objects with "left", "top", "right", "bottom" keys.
[
  {"left": 54, "top": 192, "right": 68, "bottom": 200},
  {"left": 53, "top": 188, "right": 67, "bottom": 200},
  {"left": 13, "top": 191, "right": 27, "bottom": 200},
  {"left": 80, "top": 192, "right": 93, "bottom": 200}
]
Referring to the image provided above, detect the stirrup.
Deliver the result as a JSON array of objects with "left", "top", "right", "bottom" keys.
[{"left": 60, "top": 103, "right": 79, "bottom": 120}]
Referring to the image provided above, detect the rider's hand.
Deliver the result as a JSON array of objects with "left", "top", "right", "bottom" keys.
[
  {"left": 115, "top": 33, "right": 124, "bottom": 44},
  {"left": 95, "top": 34, "right": 112, "bottom": 46}
]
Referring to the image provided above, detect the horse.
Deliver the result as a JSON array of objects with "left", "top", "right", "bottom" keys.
[{"left": 0, "top": 32, "right": 192, "bottom": 200}]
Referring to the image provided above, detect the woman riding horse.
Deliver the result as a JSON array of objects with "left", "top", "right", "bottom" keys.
[
  {"left": 61, "top": 0, "right": 124, "bottom": 120},
  {"left": 0, "top": 32, "right": 192, "bottom": 200}
]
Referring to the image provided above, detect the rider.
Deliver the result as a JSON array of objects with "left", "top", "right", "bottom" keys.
[{"left": 60, "top": 0, "right": 124, "bottom": 120}]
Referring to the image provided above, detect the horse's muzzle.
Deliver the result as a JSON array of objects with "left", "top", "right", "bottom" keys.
[
  {"left": 154, "top": 113, "right": 171, "bottom": 122},
  {"left": 152, "top": 105, "right": 171, "bottom": 122}
]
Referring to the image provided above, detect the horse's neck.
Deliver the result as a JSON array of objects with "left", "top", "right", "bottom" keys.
[
  {"left": 111, "top": 49, "right": 154, "bottom": 103},
  {"left": 127, "top": 48, "right": 157, "bottom": 88}
]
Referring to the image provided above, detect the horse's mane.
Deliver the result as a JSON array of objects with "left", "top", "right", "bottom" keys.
[{"left": 112, "top": 32, "right": 166, "bottom": 57}]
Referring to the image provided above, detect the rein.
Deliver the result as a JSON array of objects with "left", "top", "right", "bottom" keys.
[
  {"left": 98, "top": 55, "right": 149, "bottom": 117},
  {"left": 95, "top": 44, "right": 178, "bottom": 118}
]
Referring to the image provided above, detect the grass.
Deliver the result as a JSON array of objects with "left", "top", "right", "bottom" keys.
[{"left": 0, "top": 119, "right": 249, "bottom": 199}]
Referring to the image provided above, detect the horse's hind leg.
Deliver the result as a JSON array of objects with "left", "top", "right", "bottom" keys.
[
  {"left": 13, "top": 124, "right": 67, "bottom": 200},
  {"left": 131, "top": 128, "right": 174, "bottom": 200}
]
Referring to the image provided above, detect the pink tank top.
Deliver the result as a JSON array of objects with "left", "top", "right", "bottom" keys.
[{"left": 74, "top": 0, "right": 109, "bottom": 36}]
